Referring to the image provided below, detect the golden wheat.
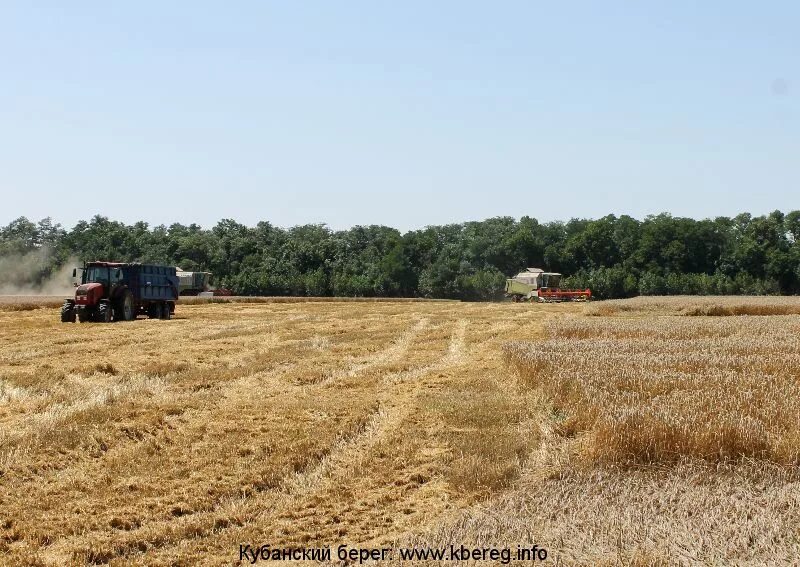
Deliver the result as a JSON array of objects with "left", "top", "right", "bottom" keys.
[
  {"left": 505, "top": 314, "right": 800, "bottom": 465},
  {"left": 587, "top": 295, "right": 800, "bottom": 317}
]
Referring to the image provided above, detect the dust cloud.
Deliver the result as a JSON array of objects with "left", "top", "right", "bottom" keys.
[{"left": 0, "top": 248, "right": 78, "bottom": 295}]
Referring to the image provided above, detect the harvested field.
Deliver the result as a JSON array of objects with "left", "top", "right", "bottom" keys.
[
  {"left": 0, "top": 295, "right": 456, "bottom": 312},
  {"left": 3, "top": 297, "right": 800, "bottom": 565},
  {"left": 177, "top": 296, "right": 459, "bottom": 305},
  {"left": 0, "top": 299, "right": 565, "bottom": 565},
  {"left": 0, "top": 296, "right": 65, "bottom": 311}
]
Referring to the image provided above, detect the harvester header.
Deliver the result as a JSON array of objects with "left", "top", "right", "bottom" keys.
[{"left": 505, "top": 268, "right": 591, "bottom": 302}]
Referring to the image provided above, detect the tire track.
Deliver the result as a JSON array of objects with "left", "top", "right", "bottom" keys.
[
  {"left": 3, "top": 301, "right": 586, "bottom": 566},
  {"left": 385, "top": 319, "right": 467, "bottom": 384},
  {"left": 35, "top": 317, "right": 436, "bottom": 565},
  {"left": 317, "top": 317, "right": 429, "bottom": 385},
  {"left": 137, "top": 319, "right": 470, "bottom": 564},
  {"left": 275, "top": 319, "right": 467, "bottom": 500}
]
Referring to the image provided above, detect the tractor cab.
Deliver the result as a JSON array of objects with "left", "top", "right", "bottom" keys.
[
  {"left": 67, "top": 262, "right": 128, "bottom": 322},
  {"left": 83, "top": 264, "right": 117, "bottom": 285},
  {"left": 74, "top": 263, "right": 125, "bottom": 303},
  {"left": 80, "top": 264, "right": 124, "bottom": 289}
]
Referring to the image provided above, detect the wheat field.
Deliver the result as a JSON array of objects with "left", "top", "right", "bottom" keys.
[{"left": 2, "top": 296, "right": 800, "bottom": 565}]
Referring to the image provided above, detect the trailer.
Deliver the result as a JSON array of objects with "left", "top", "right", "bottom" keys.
[{"left": 61, "top": 262, "right": 179, "bottom": 323}]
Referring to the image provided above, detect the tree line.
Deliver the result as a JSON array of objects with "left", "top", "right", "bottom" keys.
[{"left": 1, "top": 211, "right": 799, "bottom": 299}]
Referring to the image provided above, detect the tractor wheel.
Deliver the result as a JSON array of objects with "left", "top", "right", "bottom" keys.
[
  {"left": 60, "top": 302, "right": 76, "bottom": 323},
  {"left": 161, "top": 302, "right": 171, "bottom": 320},
  {"left": 120, "top": 291, "right": 135, "bottom": 321},
  {"left": 97, "top": 301, "right": 111, "bottom": 323}
]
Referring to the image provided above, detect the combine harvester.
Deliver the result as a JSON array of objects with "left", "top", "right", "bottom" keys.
[
  {"left": 505, "top": 267, "right": 591, "bottom": 303},
  {"left": 176, "top": 268, "right": 232, "bottom": 297}
]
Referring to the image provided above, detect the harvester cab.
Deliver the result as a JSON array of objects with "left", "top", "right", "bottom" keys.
[
  {"left": 61, "top": 262, "right": 178, "bottom": 323},
  {"left": 505, "top": 267, "right": 591, "bottom": 303}
]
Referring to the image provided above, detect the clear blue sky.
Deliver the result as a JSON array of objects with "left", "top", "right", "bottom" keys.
[{"left": 1, "top": 1, "right": 797, "bottom": 231}]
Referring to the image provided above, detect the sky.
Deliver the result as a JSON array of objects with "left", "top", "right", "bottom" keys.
[{"left": 1, "top": 1, "right": 798, "bottom": 232}]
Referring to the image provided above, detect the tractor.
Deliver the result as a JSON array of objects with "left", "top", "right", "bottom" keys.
[{"left": 61, "top": 262, "right": 179, "bottom": 323}]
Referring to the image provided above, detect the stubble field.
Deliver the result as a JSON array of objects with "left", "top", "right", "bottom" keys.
[{"left": 2, "top": 296, "right": 800, "bottom": 565}]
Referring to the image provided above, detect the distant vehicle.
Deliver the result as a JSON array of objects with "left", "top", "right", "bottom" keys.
[
  {"left": 505, "top": 267, "right": 591, "bottom": 302},
  {"left": 61, "top": 262, "right": 178, "bottom": 323},
  {"left": 175, "top": 269, "right": 232, "bottom": 296}
]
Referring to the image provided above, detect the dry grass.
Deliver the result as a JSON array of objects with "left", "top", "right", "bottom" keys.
[
  {"left": 5, "top": 296, "right": 800, "bottom": 565},
  {"left": 424, "top": 376, "right": 541, "bottom": 496},
  {"left": 177, "top": 295, "right": 458, "bottom": 305},
  {"left": 0, "top": 294, "right": 456, "bottom": 312},
  {"left": 0, "top": 295, "right": 64, "bottom": 311},
  {"left": 587, "top": 295, "right": 800, "bottom": 317},
  {"left": 389, "top": 460, "right": 800, "bottom": 565},
  {"left": 391, "top": 298, "right": 800, "bottom": 566},
  {"left": 0, "top": 299, "right": 554, "bottom": 565},
  {"left": 504, "top": 315, "right": 800, "bottom": 465}
]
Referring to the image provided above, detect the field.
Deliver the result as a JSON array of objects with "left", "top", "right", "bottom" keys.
[{"left": 2, "top": 296, "right": 800, "bottom": 565}]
